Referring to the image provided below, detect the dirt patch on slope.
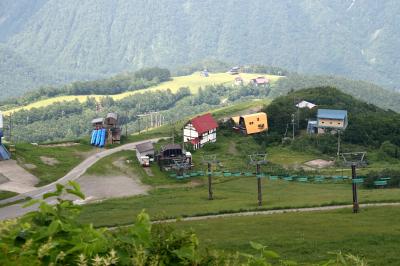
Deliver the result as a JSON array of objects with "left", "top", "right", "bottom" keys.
[
  {"left": 75, "top": 175, "right": 150, "bottom": 203},
  {"left": 24, "top": 164, "right": 37, "bottom": 169},
  {"left": 40, "top": 156, "right": 59, "bottom": 166},
  {"left": 304, "top": 159, "right": 335, "bottom": 169},
  {"left": 39, "top": 142, "right": 80, "bottom": 147}
]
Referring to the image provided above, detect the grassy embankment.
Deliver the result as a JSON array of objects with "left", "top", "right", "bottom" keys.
[
  {"left": 14, "top": 142, "right": 92, "bottom": 186},
  {"left": 79, "top": 171, "right": 400, "bottom": 227},
  {"left": 0, "top": 191, "right": 18, "bottom": 200},
  {"left": 175, "top": 206, "right": 400, "bottom": 265},
  {"left": 3, "top": 72, "right": 282, "bottom": 115}
]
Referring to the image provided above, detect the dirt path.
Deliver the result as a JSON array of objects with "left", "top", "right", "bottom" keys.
[
  {"left": 152, "top": 202, "right": 400, "bottom": 224},
  {"left": 0, "top": 160, "right": 39, "bottom": 193}
]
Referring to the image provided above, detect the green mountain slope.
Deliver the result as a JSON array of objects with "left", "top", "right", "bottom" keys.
[
  {"left": 1, "top": 0, "right": 400, "bottom": 98},
  {"left": 264, "top": 87, "right": 400, "bottom": 148},
  {"left": 0, "top": 44, "right": 56, "bottom": 99}
]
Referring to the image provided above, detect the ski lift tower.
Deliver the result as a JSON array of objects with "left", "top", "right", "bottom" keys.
[
  {"left": 202, "top": 154, "right": 219, "bottom": 200},
  {"left": 249, "top": 153, "right": 268, "bottom": 206},
  {"left": 341, "top": 152, "right": 367, "bottom": 213},
  {"left": 171, "top": 157, "right": 191, "bottom": 177}
]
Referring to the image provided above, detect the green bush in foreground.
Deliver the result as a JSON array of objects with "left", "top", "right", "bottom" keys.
[{"left": 0, "top": 182, "right": 368, "bottom": 265}]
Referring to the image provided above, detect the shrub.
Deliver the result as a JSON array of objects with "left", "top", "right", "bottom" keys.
[{"left": 379, "top": 141, "right": 399, "bottom": 159}]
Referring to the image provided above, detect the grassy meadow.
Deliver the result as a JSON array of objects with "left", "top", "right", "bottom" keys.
[
  {"left": 0, "top": 191, "right": 18, "bottom": 200},
  {"left": 79, "top": 175, "right": 400, "bottom": 227},
  {"left": 4, "top": 72, "right": 282, "bottom": 115},
  {"left": 14, "top": 142, "right": 92, "bottom": 186},
  {"left": 174, "top": 206, "right": 400, "bottom": 265}
]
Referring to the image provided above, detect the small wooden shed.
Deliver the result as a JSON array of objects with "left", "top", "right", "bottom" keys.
[{"left": 105, "top": 113, "right": 118, "bottom": 127}]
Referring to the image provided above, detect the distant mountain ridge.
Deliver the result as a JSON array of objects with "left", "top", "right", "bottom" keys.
[{"left": 1, "top": 0, "right": 400, "bottom": 98}]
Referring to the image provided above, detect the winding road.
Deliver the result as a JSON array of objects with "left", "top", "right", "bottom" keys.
[{"left": 0, "top": 138, "right": 163, "bottom": 220}]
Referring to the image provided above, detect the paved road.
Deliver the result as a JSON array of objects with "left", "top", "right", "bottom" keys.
[
  {"left": 0, "top": 138, "right": 163, "bottom": 220},
  {"left": 0, "top": 160, "right": 39, "bottom": 193}
]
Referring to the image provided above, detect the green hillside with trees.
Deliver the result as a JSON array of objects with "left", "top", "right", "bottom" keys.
[
  {"left": 2, "top": 1, "right": 400, "bottom": 98},
  {"left": 262, "top": 87, "right": 400, "bottom": 153}
]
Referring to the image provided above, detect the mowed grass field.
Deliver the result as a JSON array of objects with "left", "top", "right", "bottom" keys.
[
  {"left": 79, "top": 176, "right": 400, "bottom": 227},
  {"left": 4, "top": 72, "right": 282, "bottom": 115},
  {"left": 175, "top": 206, "right": 400, "bottom": 265},
  {"left": 15, "top": 143, "right": 92, "bottom": 186}
]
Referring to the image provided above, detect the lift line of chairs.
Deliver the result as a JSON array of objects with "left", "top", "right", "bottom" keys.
[{"left": 168, "top": 171, "right": 390, "bottom": 187}]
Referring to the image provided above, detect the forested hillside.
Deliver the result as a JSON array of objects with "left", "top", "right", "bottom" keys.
[
  {"left": 263, "top": 87, "right": 400, "bottom": 150},
  {"left": 1, "top": 0, "right": 400, "bottom": 98}
]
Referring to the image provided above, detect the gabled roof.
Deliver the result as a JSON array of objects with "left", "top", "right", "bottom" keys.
[
  {"left": 190, "top": 113, "right": 218, "bottom": 134},
  {"left": 240, "top": 112, "right": 268, "bottom": 134},
  {"left": 106, "top": 113, "right": 118, "bottom": 120},
  {"left": 296, "top": 100, "right": 316, "bottom": 109},
  {"left": 231, "top": 116, "right": 240, "bottom": 125},
  {"left": 317, "top": 109, "right": 348, "bottom": 120},
  {"left": 91, "top": 118, "right": 104, "bottom": 124},
  {"left": 162, "top": 144, "right": 182, "bottom": 151},
  {"left": 136, "top": 141, "right": 154, "bottom": 153},
  {"left": 251, "top": 76, "right": 269, "bottom": 84}
]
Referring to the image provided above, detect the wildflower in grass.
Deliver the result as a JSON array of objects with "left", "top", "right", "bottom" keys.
[
  {"left": 92, "top": 254, "right": 103, "bottom": 266},
  {"left": 76, "top": 254, "right": 87, "bottom": 266},
  {"left": 37, "top": 237, "right": 54, "bottom": 259}
]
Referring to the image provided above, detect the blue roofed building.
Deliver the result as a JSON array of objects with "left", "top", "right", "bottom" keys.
[{"left": 316, "top": 109, "right": 348, "bottom": 134}]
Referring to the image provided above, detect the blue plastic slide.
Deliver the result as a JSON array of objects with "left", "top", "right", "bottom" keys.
[
  {"left": 95, "top": 129, "right": 102, "bottom": 146},
  {"left": 0, "top": 144, "right": 10, "bottom": 160},
  {"left": 99, "top": 128, "right": 106, "bottom": 147},
  {"left": 90, "top": 130, "right": 97, "bottom": 145}
]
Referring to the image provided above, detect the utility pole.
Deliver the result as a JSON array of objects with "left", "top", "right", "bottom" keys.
[
  {"left": 202, "top": 155, "right": 218, "bottom": 200},
  {"left": 125, "top": 111, "right": 129, "bottom": 137},
  {"left": 207, "top": 162, "right": 213, "bottom": 200},
  {"left": 341, "top": 152, "right": 366, "bottom": 214},
  {"left": 351, "top": 163, "right": 359, "bottom": 213},
  {"left": 138, "top": 116, "right": 141, "bottom": 134},
  {"left": 249, "top": 153, "right": 268, "bottom": 207},
  {"left": 8, "top": 114, "right": 12, "bottom": 143},
  {"left": 291, "top": 113, "right": 295, "bottom": 140},
  {"left": 337, "top": 130, "right": 341, "bottom": 158},
  {"left": 257, "top": 163, "right": 262, "bottom": 206}
]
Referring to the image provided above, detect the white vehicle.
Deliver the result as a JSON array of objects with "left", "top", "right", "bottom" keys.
[{"left": 140, "top": 156, "right": 150, "bottom": 167}]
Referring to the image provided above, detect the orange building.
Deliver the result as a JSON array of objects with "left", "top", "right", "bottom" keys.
[{"left": 233, "top": 112, "right": 268, "bottom": 135}]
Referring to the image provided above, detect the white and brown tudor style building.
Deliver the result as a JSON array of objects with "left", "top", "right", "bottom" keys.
[{"left": 183, "top": 113, "right": 218, "bottom": 150}]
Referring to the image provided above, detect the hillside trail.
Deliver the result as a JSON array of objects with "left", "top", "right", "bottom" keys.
[
  {"left": 0, "top": 138, "right": 166, "bottom": 220},
  {"left": 150, "top": 202, "right": 400, "bottom": 224}
]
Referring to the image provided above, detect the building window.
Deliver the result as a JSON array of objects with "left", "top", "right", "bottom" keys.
[
  {"left": 250, "top": 122, "right": 254, "bottom": 125},
  {"left": 257, "top": 118, "right": 259, "bottom": 121}
]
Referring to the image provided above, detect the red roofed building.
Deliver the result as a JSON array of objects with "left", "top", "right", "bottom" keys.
[
  {"left": 250, "top": 76, "right": 269, "bottom": 86},
  {"left": 183, "top": 113, "right": 218, "bottom": 150}
]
